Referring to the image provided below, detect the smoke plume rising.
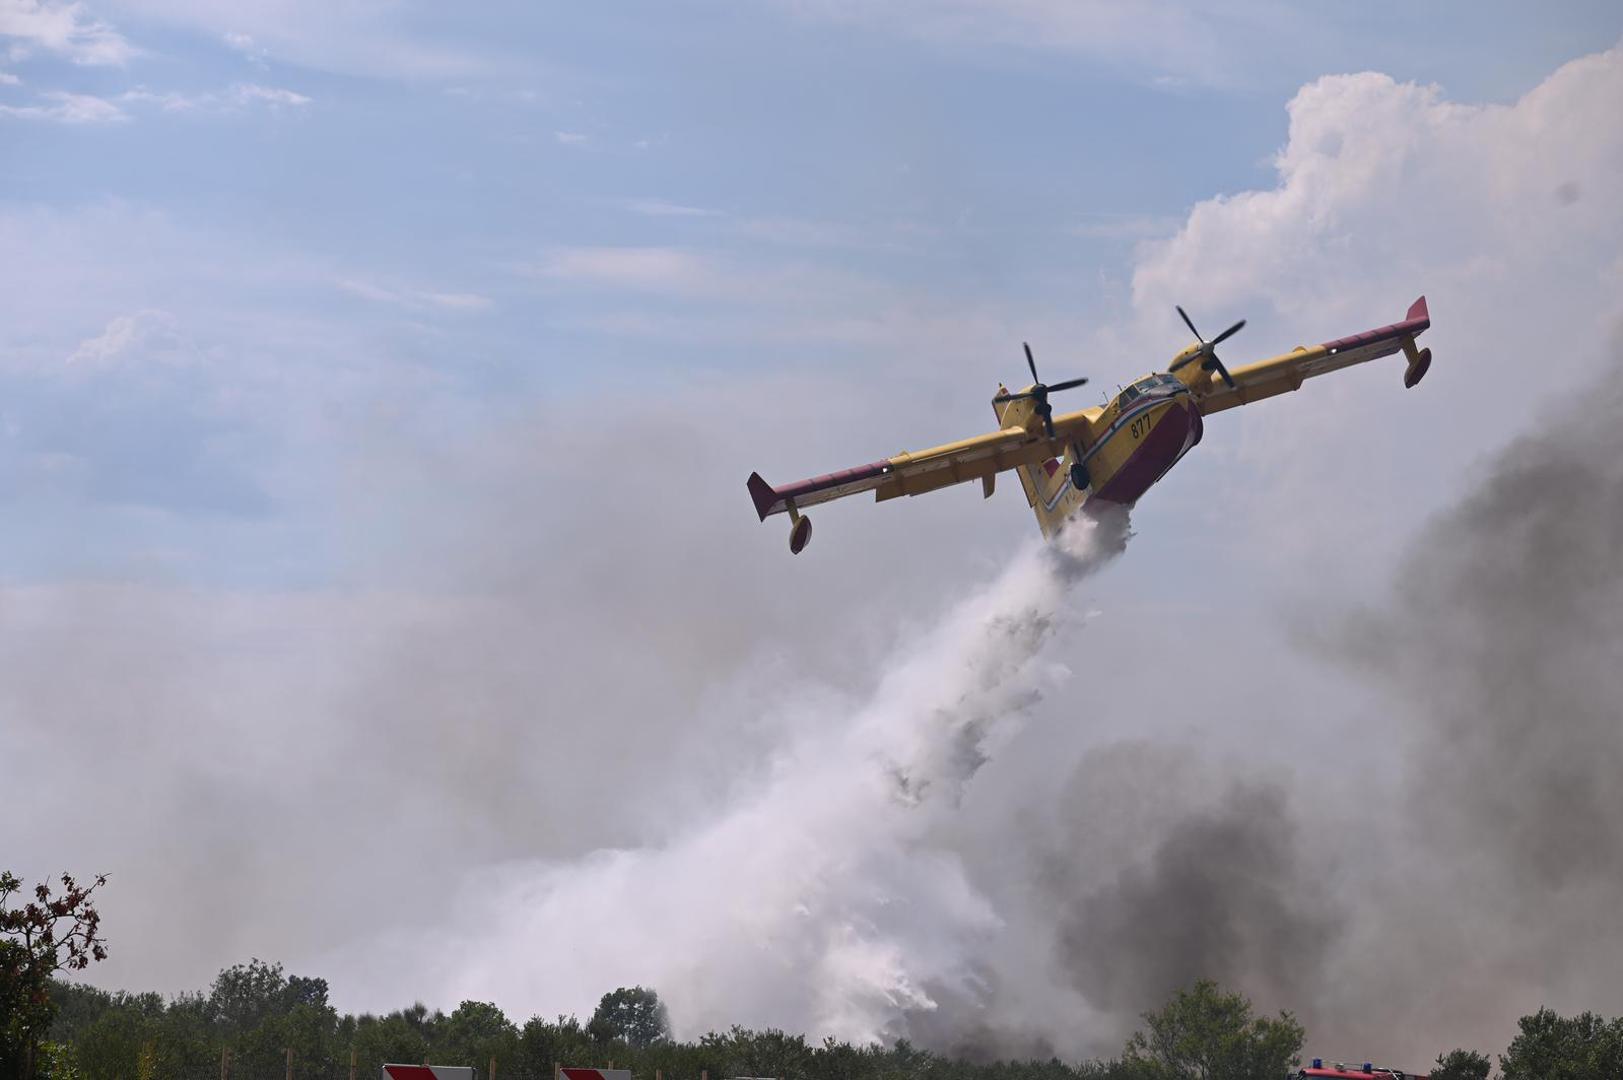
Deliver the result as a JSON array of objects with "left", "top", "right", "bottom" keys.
[
  {"left": 973, "top": 357, "right": 1623, "bottom": 1064},
  {"left": 1330, "top": 363, "right": 1623, "bottom": 1046}
]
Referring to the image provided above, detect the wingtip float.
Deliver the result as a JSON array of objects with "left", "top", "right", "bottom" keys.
[{"left": 748, "top": 296, "right": 1434, "bottom": 554}]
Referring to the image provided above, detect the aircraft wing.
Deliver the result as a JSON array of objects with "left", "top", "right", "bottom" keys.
[
  {"left": 747, "top": 408, "right": 1093, "bottom": 522},
  {"left": 1194, "top": 296, "right": 1432, "bottom": 415}
]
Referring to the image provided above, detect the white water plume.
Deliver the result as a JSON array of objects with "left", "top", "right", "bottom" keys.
[{"left": 438, "top": 512, "right": 1130, "bottom": 1041}]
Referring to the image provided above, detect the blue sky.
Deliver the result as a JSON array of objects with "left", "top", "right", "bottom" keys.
[
  {"left": 3, "top": 0, "right": 1620, "bottom": 587},
  {"left": 6, "top": 0, "right": 1623, "bottom": 1057}
]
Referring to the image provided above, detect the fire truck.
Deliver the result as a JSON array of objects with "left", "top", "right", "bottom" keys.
[{"left": 1296, "top": 1060, "right": 1429, "bottom": 1079}]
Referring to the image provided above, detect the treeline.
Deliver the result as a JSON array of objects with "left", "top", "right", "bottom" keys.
[
  {"left": 19, "top": 959, "right": 1623, "bottom": 1080},
  {"left": 32, "top": 962, "right": 1296, "bottom": 1080}
]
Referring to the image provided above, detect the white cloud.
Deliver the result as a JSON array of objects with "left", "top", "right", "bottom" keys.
[
  {"left": 67, "top": 309, "right": 185, "bottom": 369},
  {"left": 228, "top": 82, "right": 308, "bottom": 107},
  {"left": 337, "top": 278, "right": 493, "bottom": 314},
  {"left": 553, "top": 129, "right": 587, "bottom": 145},
  {"left": 0, "top": 69, "right": 19, "bottom": 84},
  {"left": 624, "top": 197, "right": 721, "bottom": 218},
  {"left": 222, "top": 29, "right": 268, "bottom": 66},
  {"left": 1116, "top": 43, "right": 1623, "bottom": 585},
  {"left": 1, "top": 80, "right": 310, "bottom": 121},
  {"left": 0, "top": 88, "right": 122, "bottom": 121},
  {"left": 0, "top": 0, "right": 133, "bottom": 65},
  {"left": 120, "top": 82, "right": 311, "bottom": 112},
  {"left": 1132, "top": 46, "right": 1623, "bottom": 344}
]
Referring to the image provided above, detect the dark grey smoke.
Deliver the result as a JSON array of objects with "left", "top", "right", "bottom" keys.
[
  {"left": 903, "top": 358, "right": 1623, "bottom": 1064},
  {"left": 1347, "top": 374, "right": 1623, "bottom": 891},
  {"left": 1055, "top": 780, "right": 1342, "bottom": 1016},
  {"left": 1328, "top": 362, "right": 1623, "bottom": 1043}
]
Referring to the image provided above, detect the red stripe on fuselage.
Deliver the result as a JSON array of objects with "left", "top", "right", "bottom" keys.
[{"left": 1091, "top": 399, "right": 1197, "bottom": 504}]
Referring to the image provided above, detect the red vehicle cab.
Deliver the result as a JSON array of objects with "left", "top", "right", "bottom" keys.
[{"left": 1298, "top": 1060, "right": 1428, "bottom": 1080}]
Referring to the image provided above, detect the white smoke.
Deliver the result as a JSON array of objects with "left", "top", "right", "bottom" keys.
[{"left": 435, "top": 511, "right": 1130, "bottom": 1041}]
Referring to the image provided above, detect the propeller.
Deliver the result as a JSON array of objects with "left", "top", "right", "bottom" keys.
[
  {"left": 1167, "top": 306, "right": 1245, "bottom": 389},
  {"left": 992, "top": 342, "right": 1089, "bottom": 439}
]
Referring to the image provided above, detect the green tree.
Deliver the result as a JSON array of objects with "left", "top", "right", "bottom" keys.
[
  {"left": 438, "top": 1001, "right": 519, "bottom": 1069},
  {"left": 30, "top": 1042, "right": 83, "bottom": 1080},
  {"left": 588, "top": 987, "right": 671, "bottom": 1049},
  {"left": 700, "top": 1026, "right": 816, "bottom": 1079},
  {"left": 0, "top": 872, "right": 108, "bottom": 1080},
  {"left": 1431, "top": 1048, "right": 1492, "bottom": 1080},
  {"left": 69, "top": 996, "right": 164, "bottom": 1080},
  {"left": 1117, "top": 979, "right": 1303, "bottom": 1080},
  {"left": 206, "top": 958, "right": 289, "bottom": 1036},
  {"left": 1499, "top": 1007, "right": 1623, "bottom": 1080},
  {"left": 350, "top": 1003, "right": 444, "bottom": 1076},
  {"left": 517, "top": 1015, "right": 593, "bottom": 1076}
]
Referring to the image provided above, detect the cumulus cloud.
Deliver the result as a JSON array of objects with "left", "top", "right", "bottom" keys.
[
  {"left": 1103, "top": 44, "right": 1623, "bottom": 589},
  {"left": 0, "top": 0, "right": 133, "bottom": 65},
  {"left": 1133, "top": 51, "right": 1623, "bottom": 323}
]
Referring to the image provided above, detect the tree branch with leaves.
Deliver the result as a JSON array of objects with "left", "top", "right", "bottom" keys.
[{"left": 1, "top": 870, "right": 109, "bottom": 1080}]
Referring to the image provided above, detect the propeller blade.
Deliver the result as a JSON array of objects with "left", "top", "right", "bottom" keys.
[
  {"left": 1176, "top": 305, "right": 1201, "bottom": 342},
  {"left": 1168, "top": 353, "right": 1195, "bottom": 372},
  {"left": 1206, "top": 359, "right": 1236, "bottom": 389},
  {"left": 993, "top": 391, "right": 1038, "bottom": 403},
  {"left": 1210, "top": 318, "right": 1246, "bottom": 346},
  {"left": 1024, "top": 342, "right": 1039, "bottom": 384},
  {"left": 1036, "top": 403, "right": 1056, "bottom": 439},
  {"left": 1045, "top": 377, "right": 1089, "bottom": 392}
]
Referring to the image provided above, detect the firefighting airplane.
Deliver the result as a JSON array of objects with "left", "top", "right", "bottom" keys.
[{"left": 747, "top": 297, "right": 1433, "bottom": 553}]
